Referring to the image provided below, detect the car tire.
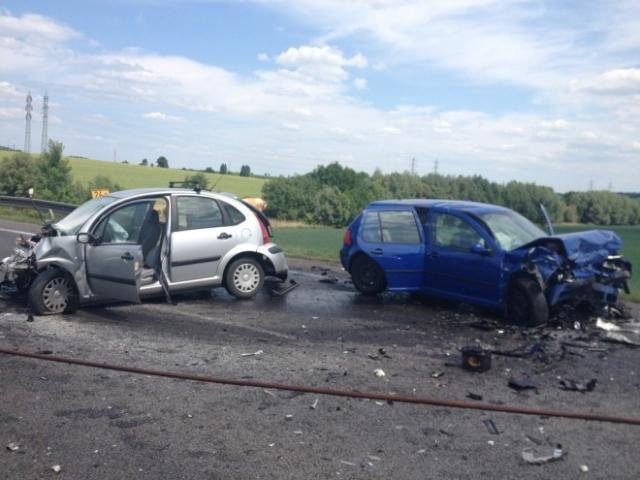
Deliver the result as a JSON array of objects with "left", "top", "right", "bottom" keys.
[
  {"left": 351, "top": 255, "right": 386, "bottom": 295},
  {"left": 506, "top": 276, "right": 548, "bottom": 326},
  {"left": 28, "top": 269, "right": 79, "bottom": 315},
  {"left": 225, "top": 257, "right": 265, "bottom": 299}
]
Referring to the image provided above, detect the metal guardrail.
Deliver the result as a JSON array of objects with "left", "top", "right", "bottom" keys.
[{"left": 0, "top": 196, "right": 77, "bottom": 215}]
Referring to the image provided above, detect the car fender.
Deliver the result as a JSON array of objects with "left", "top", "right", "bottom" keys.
[
  {"left": 34, "top": 237, "right": 89, "bottom": 298},
  {"left": 217, "top": 243, "right": 263, "bottom": 277}
]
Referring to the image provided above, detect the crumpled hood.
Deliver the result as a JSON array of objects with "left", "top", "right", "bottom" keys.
[{"left": 519, "top": 229, "right": 622, "bottom": 265}]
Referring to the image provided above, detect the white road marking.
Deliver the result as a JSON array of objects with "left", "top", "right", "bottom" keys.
[{"left": 0, "top": 227, "right": 34, "bottom": 236}]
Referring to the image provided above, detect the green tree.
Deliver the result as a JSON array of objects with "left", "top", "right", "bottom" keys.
[
  {"left": 184, "top": 172, "right": 209, "bottom": 191},
  {"left": 37, "top": 141, "right": 84, "bottom": 203},
  {"left": 0, "top": 152, "right": 38, "bottom": 197},
  {"left": 240, "top": 165, "right": 251, "bottom": 177},
  {"left": 140, "top": 158, "right": 148, "bottom": 166},
  {"left": 156, "top": 156, "right": 169, "bottom": 168},
  {"left": 220, "top": 163, "right": 228, "bottom": 174}
]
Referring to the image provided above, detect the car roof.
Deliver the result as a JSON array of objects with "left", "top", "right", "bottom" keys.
[
  {"left": 107, "top": 188, "right": 241, "bottom": 200},
  {"left": 367, "top": 199, "right": 510, "bottom": 214}
]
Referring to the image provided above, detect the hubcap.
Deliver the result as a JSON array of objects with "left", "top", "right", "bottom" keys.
[
  {"left": 360, "top": 265, "right": 377, "bottom": 287},
  {"left": 233, "top": 263, "right": 260, "bottom": 293},
  {"left": 42, "top": 277, "right": 72, "bottom": 313}
]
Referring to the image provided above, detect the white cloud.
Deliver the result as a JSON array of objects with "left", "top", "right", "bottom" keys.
[
  {"left": 539, "top": 119, "right": 569, "bottom": 130},
  {"left": 572, "top": 68, "right": 640, "bottom": 96},
  {"left": 353, "top": 77, "right": 367, "bottom": 90},
  {"left": 0, "top": 107, "right": 23, "bottom": 119},
  {"left": 143, "top": 112, "right": 184, "bottom": 122},
  {"left": 1, "top": 10, "right": 640, "bottom": 191},
  {"left": 0, "top": 11, "right": 79, "bottom": 43},
  {"left": 257, "top": 52, "right": 269, "bottom": 62},
  {"left": 275, "top": 45, "right": 366, "bottom": 82}
]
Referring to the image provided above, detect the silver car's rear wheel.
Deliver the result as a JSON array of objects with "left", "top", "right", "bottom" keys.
[
  {"left": 28, "top": 269, "right": 79, "bottom": 315},
  {"left": 225, "top": 258, "right": 265, "bottom": 299}
]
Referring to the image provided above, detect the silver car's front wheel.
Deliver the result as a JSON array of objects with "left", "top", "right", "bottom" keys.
[
  {"left": 225, "top": 258, "right": 264, "bottom": 299},
  {"left": 28, "top": 269, "right": 79, "bottom": 315}
]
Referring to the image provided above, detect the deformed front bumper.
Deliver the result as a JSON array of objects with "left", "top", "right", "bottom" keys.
[{"left": 546, "top": 256, "right": 632, "bottom": 307}]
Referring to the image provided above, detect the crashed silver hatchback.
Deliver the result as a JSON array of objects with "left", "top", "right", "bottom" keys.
[{"left": 0, "top": 187, "right": 289, "bottom": 314}]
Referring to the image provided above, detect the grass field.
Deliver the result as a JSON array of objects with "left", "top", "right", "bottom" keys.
[
  {"left": 0, "top": 151, "right": 264, "bottom": 198},
  {"left": 274, "top": 224, "right": 639, "bottom": 301}
]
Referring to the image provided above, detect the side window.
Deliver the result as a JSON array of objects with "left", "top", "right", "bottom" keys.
[
  {"left": 176, "top": 196, "right": 223, "bottom": 231},
  {"left": 361, "top": 211, "right": 381, "bottom": 242},
  {"left": 220, "top": 202, "right": 246, "bottom": 225},
  {"left": 95, "top": 202, "right": 153, "bottom": 244},
  {"left": 433, "top": 213, "right": 484, "bottom": 251},
  {"left": 379, "top": 211, "right": 420, "bottom": 244}
]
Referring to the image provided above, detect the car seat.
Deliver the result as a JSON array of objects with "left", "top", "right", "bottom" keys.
[{"left": 139, "top": 209, "right": 164, "bottom": 269}]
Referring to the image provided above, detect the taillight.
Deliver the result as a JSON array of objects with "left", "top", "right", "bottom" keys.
[
  {"left": 258, "top": 216, "right": 270, "bottom": 245},
  {"left": 343, "top": 228, "right": 352, "bottom": 246}
]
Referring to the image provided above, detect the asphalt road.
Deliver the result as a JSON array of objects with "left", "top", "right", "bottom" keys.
[{"left": 1, "top": 219, "right": 640, "bottom": 479}]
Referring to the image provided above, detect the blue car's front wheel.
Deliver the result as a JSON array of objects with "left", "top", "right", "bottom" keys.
[
  {"left": 351, "top": 255, "right": 386, "bottom": 295},
  {"left": 506, "top": 277, "right": 548, "bottom": 326}
]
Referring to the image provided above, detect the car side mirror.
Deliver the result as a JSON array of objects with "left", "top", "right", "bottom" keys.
[
  {"left": 77, "top": 232, "right": 98, "bottom": 245},
  {"left": 470, "top": 243, "right": 492, "bottom": 256}
]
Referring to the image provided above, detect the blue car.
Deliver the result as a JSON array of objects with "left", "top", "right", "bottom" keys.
[{"left": 340, "top": 200, "right": 632, "bottom": 325}]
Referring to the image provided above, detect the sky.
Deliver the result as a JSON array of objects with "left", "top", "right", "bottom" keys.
[{"left": 0, "top": 0, "right": 639, "bottom": 192}]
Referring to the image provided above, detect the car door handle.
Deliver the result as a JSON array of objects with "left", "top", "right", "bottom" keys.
[
  {"left": 370, "top": 248, "right": 384, "bottom": 255},
  {"left": 218, "top": 232, "right": 232, "bottom": 240},
  {"left": 121, "top": 252, "right": 134, "bottom": 261}
]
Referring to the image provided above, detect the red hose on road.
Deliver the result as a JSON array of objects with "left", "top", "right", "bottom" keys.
[{"left": 2, "top": 347, "right": 640, "bottom": 426}]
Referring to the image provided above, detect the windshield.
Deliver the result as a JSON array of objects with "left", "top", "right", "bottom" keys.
[
  {"left": 54, "top": 196, "right": 117, "bottom": 235},
  {"left": 479, "top": 210, "right": 546, "bottom": 251}
]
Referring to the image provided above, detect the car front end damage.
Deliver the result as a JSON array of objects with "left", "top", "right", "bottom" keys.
[
  {"left": 0, "top": 223, "right": 80, "bottom": 297},
  {"left": 505, "top": 230, "right": 632, "bottom": 309},
  {"left": 0, "top": 236, "right": 38, "bottom": 295}
]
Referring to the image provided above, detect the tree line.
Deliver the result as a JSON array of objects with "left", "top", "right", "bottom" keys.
[
  {"left": 0, "top": 141, "right": 121, "bottom": 204},
  {"left": 262, "top": 162, "right": 640, "bottom": 227}
]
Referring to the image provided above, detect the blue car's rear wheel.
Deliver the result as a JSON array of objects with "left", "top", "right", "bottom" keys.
[
  {"left": 351, "top": 255, "right": 386, "bottom": 295},
  {"left": 507, "top": 277, "right": 548, "bottom": 326}
]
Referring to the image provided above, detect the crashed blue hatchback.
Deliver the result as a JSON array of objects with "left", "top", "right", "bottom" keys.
[{"left": 340, "top": 200, "right": 632, "bottom": 325}]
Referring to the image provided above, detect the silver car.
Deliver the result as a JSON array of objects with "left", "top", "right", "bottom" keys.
[{"left": 0, "top": 187, "right": 289, "bottom": 314}]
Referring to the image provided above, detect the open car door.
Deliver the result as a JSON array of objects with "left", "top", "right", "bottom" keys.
[
  {"left": 82, "top": 199, "right": 161, "bottom": 303},
  {"left": 85, "top": 243, "right": 142, "bottom": 303}
]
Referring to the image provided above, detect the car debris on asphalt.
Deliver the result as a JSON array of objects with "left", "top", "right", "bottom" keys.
[
  {"left": 521, "top": 445, "right": 565, "bottom": 464},
  {"left": 508, "top": 378, "right": 538, "bottom": 392},
  {"left": 461, "top": 345, "right": 492, "bottom": 372},
  {"left": 6, "top": 442, "right": 20, "bottom": 452},
  {"left": 240, "top": 350, "right": 263, "bottom": 357},
  {"left": 559, "top": 378, "right": 597, "bottom": 393},
  {"left": 483, "top": 419, "right": 500, "bottom": 435},
  {"left": 374, "top": 368, "right": 386, "bottom": 378}
]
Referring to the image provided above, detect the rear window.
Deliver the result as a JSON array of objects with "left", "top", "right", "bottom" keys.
[
  {"left": 175, "top": 196, "right": 223, "bottom": 231},
  {"left": 360, "top": 210, "right": 421, "bottom": 244},
  {"left": 221, "top": 202, "right": 246, "bottom": 225}
]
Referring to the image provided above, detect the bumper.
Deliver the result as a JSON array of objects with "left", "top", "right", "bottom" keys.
[{"left": 258, "top": 243, "right": 289, "bottom": 279}]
